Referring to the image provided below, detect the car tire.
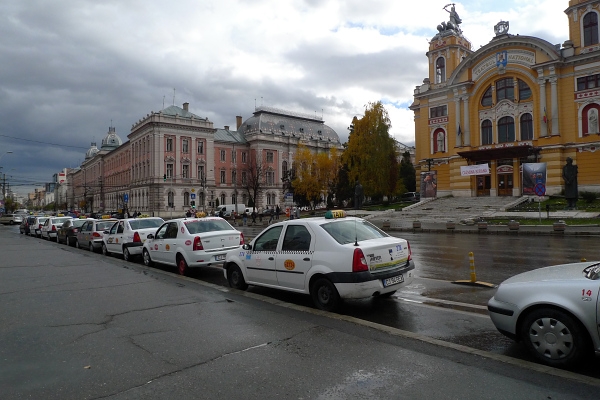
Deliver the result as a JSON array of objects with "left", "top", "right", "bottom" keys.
[
  {"left": 123, "top": 247, "right": 132, "bottom": 262},
  {"left": 227, "top": 264, "right": 248, "bottom": 290},
  {"left": 142, "top": 249, "right": 153, "bottom": 267},
  {"left": 75, "top": 239, "right": 80, "bottom": 249},
  {"left": 177, "top": 255, "right": 188, "bottom": 276},
  {"left": 310, "top": 277, "right": 341, "bottom": 312},
  {"left": 519, "top": 308, "right": 591, "bottom": 368},
  {"left": 88, "top": 242, "right": 94, "bottom": 252},
  {"left": 102, "top": 243, "right": 110, "bottom": 256},
  {"left": 68, "top": 237, "right": 75, "bottom": 247}
]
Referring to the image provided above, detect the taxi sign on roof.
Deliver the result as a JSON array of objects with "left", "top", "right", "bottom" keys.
[{"left": 325, "top": 210, "right": 346, "bottom": 219}]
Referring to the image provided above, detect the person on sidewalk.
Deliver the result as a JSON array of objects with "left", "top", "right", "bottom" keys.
[
  {"left": 268, "top": 207, "right": 275, "bottom": 224},
  {"left": 275, "top": 205, "right": 281, "bottom": 220},
  {"left": 251, "top": 210, "right": 257, "bottom": 225}
]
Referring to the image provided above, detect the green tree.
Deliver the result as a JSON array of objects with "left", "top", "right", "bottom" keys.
[
  {"left": 399, "top": 150, "right": 416, "bottom": 192},
  {"left": 341, "top": 101, "right": 399, "bottom": 199}
]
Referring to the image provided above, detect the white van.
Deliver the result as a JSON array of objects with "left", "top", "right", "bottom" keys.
[{"left": 214, "top": 204, "right": 246, "bottom": 217}]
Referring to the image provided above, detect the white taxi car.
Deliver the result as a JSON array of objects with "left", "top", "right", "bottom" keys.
[
  {"left": 41, "top": 216, "right": 73, "bottom": 241},
  {"left": 102, "top": 217, "right": 164, "bottom": 261},
  {"left": 223, "top": 210, "right": 415, "bottom": 312},
  {"left": 142, "top": 217, "right": 244, "bottom": 275}
]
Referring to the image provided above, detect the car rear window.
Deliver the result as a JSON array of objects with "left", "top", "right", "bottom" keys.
[
  {"left": 52, "top": 217, "right": 72, "bottom": 224},
  {"left": 129, "top": 219, "right": 163, "bottom": 230},
  {"left": 96, "top": 221, "right": 116, "bottom": 231},
  {"left": 320, "top": 219, "right": 388, "bottom": 245},
  {"left": 185, "top": 219, "right": 234, "bottom": 234}
]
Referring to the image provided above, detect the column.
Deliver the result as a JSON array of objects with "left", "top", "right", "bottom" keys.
[
  {"left": 454, "top": 90, "right": 461, "bottom": 146},
  {"left": 549, "top": 76, "right": 559, "bottom": 135},
  {"left": 462, "top": 96, "right": 470, "bottom": 146},
  {"left": 538, "top": 70, "right": 548, "bottom": 137}
]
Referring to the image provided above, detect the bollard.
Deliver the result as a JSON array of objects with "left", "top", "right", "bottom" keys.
[{"left": 469, "top": 251, "right": 476, "bottom": 283}]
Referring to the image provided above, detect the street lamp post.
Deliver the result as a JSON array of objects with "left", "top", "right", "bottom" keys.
[{"left": 0, "top": 151, "right": 13, "bottom": 206}]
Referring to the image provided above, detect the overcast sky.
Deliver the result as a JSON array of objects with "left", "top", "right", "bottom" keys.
[{"left": 0, "top": 0, "right": 569, "bottom": 196}]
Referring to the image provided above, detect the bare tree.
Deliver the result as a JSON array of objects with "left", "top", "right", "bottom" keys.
[{"left": 239, "top": 151, "right": 266, "bottom": 211}]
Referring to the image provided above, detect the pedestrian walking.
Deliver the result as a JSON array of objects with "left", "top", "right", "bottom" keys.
[
  {"left": 242, "top": 211, "right": 248, "bottom": 226},
  {"left": 275, "top": 205, "right": 281, "bottom": 220},
  {"left": 268, "top": 207, "right": 274, "bottom": 224},
  {"left": 186, "top": 209, "right": 192, "bottom": 218},
  {"left": 251, "top": 210, "right": 257, "bottom": 225}
]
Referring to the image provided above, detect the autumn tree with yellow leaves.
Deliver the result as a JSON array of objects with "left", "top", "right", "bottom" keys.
[
  {"left": 341, "top": 101, "right": 400, "bottom": 201},
  {"left": 291, "top": 144, "right": 340, "bottom": 208}
]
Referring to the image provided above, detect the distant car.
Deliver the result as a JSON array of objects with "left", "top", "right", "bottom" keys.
[
  {"left": 102, "top": 217, "right": 164, "bottom": 261},
  {"left": 20, "top": 216, "right": 37, "bottom": 235},
  {"left": 142, "top": 217, "right": 244, "bottom": 276},
  {"left": 75, "top": 219, "right": 118, "bottom": 252},
  {"left": 0, "top": 213, "right": 24, "bottom": 225},
  {"left": 488, "top": 261, "right": 600, "bottom": 368},
  {"left": 57, "top": 218, "right": 88, "bottom": 246},
  {"left": 401, "top": 192, "right": 420, "bottom": 202},
  {"left": 40, "top": 216, "right": 73, "bottom": 241},
  {"left": 223, "top": 210, "right": 415, "bottom": 312},
  {"left": 32, "top": 216, "right": 49, "bottom": 238}
]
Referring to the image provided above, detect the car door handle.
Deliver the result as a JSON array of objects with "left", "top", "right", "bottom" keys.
[
  {"left": 268, "top": 257, "right": 275, "bottom": 261},
  {"left": 303, "top": 258, "right": 310, "bottom": 261}
]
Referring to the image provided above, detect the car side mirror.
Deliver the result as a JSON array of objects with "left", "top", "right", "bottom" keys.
[
  {"left": 103, "top": 230, "right": 109, "bottom": 234},
  {"left": 147, "top": 234, "right": 154, "bottom": 239},
  {"left": 242, "top": 243, "right": 251, "bottom": 250}
]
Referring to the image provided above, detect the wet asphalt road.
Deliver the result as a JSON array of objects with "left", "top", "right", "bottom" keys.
[{"left": 4, "top": 223, "right": 600, "bottom": 379}]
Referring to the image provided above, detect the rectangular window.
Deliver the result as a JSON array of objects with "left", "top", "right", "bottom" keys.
[
  {"left": 577, "top": 74, "right": 600, "bottom": 91},
  {"left": 166, "top": 138, "right": 173, "bottom": 152},
  {"left": 220, "top": 150, "right": 226, "bottom": 162},
  {"left": 242, "top": 152, "right": 247, "bottom": 163},
  {"left": 231, "top": 170, "right": 237, "bottom": 184},
  {"left": 266, "top": 171, "right": 274, "bottom": 185},
  {"left": 198, "top": 165, "right": 205, "bottom": 182},
  {"left": 166, "top": 163, "right": 173, "bottom": 178},
  {"left": 242, "top": 171, "right": 247, "bottom": 186},
  {"left": 182, "top": 139, "right": 189, "bottom": 153},
  {"left": 197, "top": 141, "right": 204, "bottom": 154},
  {"left": 266, "top": 151, "right": 274, "bottom": 163},
  {"left": 220, "top": 170, "right": 226, "bottom": 184},
  {"left": 182, "top": 164, "right": 189, "bottom": 178},
  {"left": 429, "top": 106, "right": 447, "bottom": 118},
  {"left": 232, "top": 150, "right": 236, "bottom": 163}
]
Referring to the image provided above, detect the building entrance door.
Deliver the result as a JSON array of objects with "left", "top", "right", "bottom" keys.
[
  {"left": 477, "top": 176, "right": 491, "bottom": 196},
  {"left": 498, "top": 173, "right": 513, "bottom": 196}
]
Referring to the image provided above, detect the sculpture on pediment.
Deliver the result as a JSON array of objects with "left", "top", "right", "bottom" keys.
[{"left": 437, "top": 4, "right": 462, "bottom": 34}]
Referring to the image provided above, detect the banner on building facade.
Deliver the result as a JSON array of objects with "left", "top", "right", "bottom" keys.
[
  {"left": 460, "top": 164, "right": 490, "bottom": 176},
  {"left": 420, "top": 171, "right": 438, "bottom": 198},
  {"left": 522, "top": 162, "right": 547, "bottom": 195}
]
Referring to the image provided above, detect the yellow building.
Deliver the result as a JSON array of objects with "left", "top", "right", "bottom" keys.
[{"left": 411, "top": 1, "right": 600, "bottom": 198}]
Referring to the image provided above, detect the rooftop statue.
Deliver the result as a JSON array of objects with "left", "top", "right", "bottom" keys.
[{"left": 437, "top": 3, "right": 462, "bottom": 34}]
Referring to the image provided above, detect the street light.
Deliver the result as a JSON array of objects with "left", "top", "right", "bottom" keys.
[{"left": 0, "top": 151, "right": 13, "bottom": 204}]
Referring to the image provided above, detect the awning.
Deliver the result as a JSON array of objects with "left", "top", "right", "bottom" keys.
[{"left": 457, "top": 145, "right": 534, "bottom": 162}]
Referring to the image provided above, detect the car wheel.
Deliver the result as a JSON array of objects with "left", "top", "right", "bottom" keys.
[
  {"left": 177, "top": 255, "right": 188, "bottom": 276},
  {"left": 142, "top": 249, "right": 153, "bottom": 267},
  {"left": 102, "top": 243, "right": 110, "bottom": 256},
  {"left": 9, "top": 221, "right": 14, "bottom": 225},
  {"left": 68, "top": 237, "right": 75, "bottom": 247},
  {"left": 227, "top": 264, "right": 248, "bottom": 290},
  {"left": 123, "top": 247, "right": 132, "bottom": 262},
  {"left": 519, "top": 308, "right": 591, "bottom": 368},
  {"left": 310, "top": 278, "right": 341, "bottom": 312},
  {"left": 75, "top": 239, "right": 80, "bottom": 249},
  {"left": 378, "top": 290, "right": 397, "bottom": 298},
  {"left": 88, "top": 242, "right": 94, "bottom": 252}
]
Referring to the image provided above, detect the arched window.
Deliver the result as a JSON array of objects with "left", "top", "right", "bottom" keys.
[
  {"left": 167, "top": 191, "right": 174, "bottom": 208},
  {"left": 584, "top": 12, "right": 599, "bottom": 47},
  {"left": 481, "top": 120, "right": 493, "bottom": 145},
  {"left": 518, "top": 79, "right": 531, "bottom": 100},
  {"left": 232, "top": 193, "right": 237, "bottom": 204},
  {"left": 481, "top": 86, "right": 493, "bottom": 107},
  {"left": 220, "top": 194, "right": 226, "bottom": 206},
  {"left": 520, "top": 114, "right": 533, "bottom": 140},
  {"left": 498, "top": 117, "right": 515, "bottom": 143},
  {"left": 282, "top": 160, "right": 288, "bottom": 178},
  {"left": 435, "top": 57, "right": 446, "bottom": 84},
  {"left": 496, "top": 78, "right": 514, "bottom": 102},
  {"left": 433, "top": 128, "right": 445, "bottom": 152},
  {"left": 183, "top": 191, "right": 190, "bottom": 206}
]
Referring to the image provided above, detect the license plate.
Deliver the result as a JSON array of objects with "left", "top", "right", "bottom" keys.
[
  {"left": 383, "top": 274, "right": 404, "bottom": 287},
  {"left": 215, "top": 255, "right": 225, "bottom": 261}
]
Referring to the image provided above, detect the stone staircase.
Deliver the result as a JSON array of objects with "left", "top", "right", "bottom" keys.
[{"left": 392, "top": 196, "right": 527, "bottom": 223}]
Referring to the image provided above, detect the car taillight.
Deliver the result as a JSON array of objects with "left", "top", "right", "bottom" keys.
[
  {"left": 239, "top": 233, "right": 245, "bottom": 245},
  {"left": 193, "top": 236, "right": 203, "bottom": 251},
  {"left": 133, "top": 232, "right": 141, "bottom": 243},
  {"left": 352, "top": 248, "right": 369, "bottom": 272},
  {"left": 73, "top": 229, "right": 79, "bottom": 233},
  {"left": 38, "top": 224, "right": 43, "bottom": 229},
  {"left": 51, "top": 225, "right": 56, "bottom": 231},
  {"left": 407, "top": 241, "right": 412, "bottom": 261},
  {"left": 92, "top": 232, "right": 102, "bottom": 238}
]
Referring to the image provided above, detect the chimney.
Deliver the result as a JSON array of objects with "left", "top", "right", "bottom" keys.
[
  {"left": 183, "top": 102, "right": 189, "bottom": 111},
  {"left": 224, "top": 126, "right": 230, "bottom": 130},
  {"left": 236, "top": 116, "right": 243, "bottom": 129}
]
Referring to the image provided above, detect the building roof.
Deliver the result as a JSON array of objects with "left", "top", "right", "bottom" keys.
[
  {"left": 160, "top": 105, "right": 207, "bottom": 120},
  {"left": 100, "top": 127, "right": 123, "bottom": 151},
  {"left": 214, "top": 129, "right": 247, "bottom": 144},
  {"left": 237, "top": 106, "right": 340, "bottom": 143}
]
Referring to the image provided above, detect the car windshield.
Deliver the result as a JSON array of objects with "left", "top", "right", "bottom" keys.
[
  {"left": 129, "top": 219, "right": 163, "bottom": 230},
  {"left": 185, "top": 219, "right": 234, "bottom": 234},
  {"left": 320, "top": 219, "right": 388, "bottom": 245},
  {"left": 37, "top": 218, "right": 48, "bottom": 224},
  {"left": 72, "top": 219, "right": 87, "bottom": 228},
  {"left": 96, "top": 221, "right": 116, "bottom": 231}
]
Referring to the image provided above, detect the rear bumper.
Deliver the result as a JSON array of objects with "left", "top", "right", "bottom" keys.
[{"left": 124, "top": 242, "right": 144, "bottom": 255}]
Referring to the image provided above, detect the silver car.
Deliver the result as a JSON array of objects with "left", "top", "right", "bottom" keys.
[{"left": 488, "top": 261, "right": 600, "bottom": 368}]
